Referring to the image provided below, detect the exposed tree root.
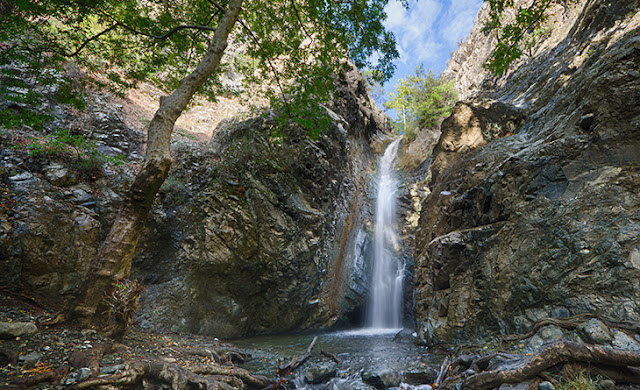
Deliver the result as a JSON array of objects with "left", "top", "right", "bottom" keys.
[
  {"left": 10, "top": 365, "right": 69, "bottom": 388},
  {"left": 503, "top": 313, "right": 640, "bottom": 343},
  {"left": 70, "top": 360, "right": 273, "bottom": 390},
  {"left": 458, "top": 341, "right": 640, "bottom": 390},
  {"left": 188, "top": 364, "right": 272, "bottom": 388},
  {"left": 561, "top": 362, "right": 640, "bottom": 385}
]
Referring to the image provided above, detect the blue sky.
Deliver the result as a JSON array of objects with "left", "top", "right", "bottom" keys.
[{"left": 378, "top": 0, "right": 484, "bottom": 119}]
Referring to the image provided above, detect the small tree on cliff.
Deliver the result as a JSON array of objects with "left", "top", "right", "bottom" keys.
[
  {"left": 384, "top": 66, "right": 457, "bottom": 140},
  {"left": 2, "top": 0, "right": 403, "bottom": 331}
]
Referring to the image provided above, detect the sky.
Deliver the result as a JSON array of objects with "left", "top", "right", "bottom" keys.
[{"left": 378, "top": 0, "right": 484, "bottom": 119}]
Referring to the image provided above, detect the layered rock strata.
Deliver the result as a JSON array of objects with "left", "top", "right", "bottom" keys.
[{"left": 415, "top": 0, "right": 640, "bottom": 345}]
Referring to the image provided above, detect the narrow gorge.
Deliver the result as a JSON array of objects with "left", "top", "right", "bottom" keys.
[{"left": 1, "top": 0, "right": 639, "bottom": 388}]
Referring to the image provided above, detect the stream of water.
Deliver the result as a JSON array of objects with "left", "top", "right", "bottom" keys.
[
  {"left": 368, "top": 138, "right": 404, "bottom": 330},
  {"left": 233, "top": 330, "right": 440, "bottom": 389},
  {"left": 233, "top": 139, "right": 433, "bottom": 389}
]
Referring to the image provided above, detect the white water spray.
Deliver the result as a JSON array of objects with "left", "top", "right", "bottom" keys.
[{"left": 367, "top": 138, "right": 404, "bottom": 329}]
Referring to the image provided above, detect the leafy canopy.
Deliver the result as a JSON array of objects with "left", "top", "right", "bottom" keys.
[
  {"left": 1, "top": 0, "right": 403, "bottom": 118},
  {"left": 384, "top": 65, "right": 457, "bottom": 138},
  {"left": 482, "top": 0, "right": 553, "bottom": 75}
]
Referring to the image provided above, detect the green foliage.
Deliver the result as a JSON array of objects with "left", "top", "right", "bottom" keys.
[
  {"left": 57, "top": 80, "right": 87, "bottom": 111},
  {"left": 0, "top": 108, "right": 52, "bottom": 131},
  {"left": 1, "top": 0, "right": 401, "bottom": 138},
  {"left": 482, "top": 0, "right": 553, "bottom": 75},
  {"left": 385, "top": 65, "right": 458, "bottom": 138},
  {"left": 557, "top": 371, "right": 605, "bottom": 390},
  {"left": 23, "top": 128, "right": 125, "bottom": 178}
]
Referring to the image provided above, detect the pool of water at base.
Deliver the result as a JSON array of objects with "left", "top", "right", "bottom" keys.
[{"left": 232, "top": 328, "right": 444, "bottom": 389}]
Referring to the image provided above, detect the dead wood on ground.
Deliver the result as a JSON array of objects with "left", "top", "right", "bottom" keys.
[{"left": 276, "top": 336, "right": 317, "bottom": 376}]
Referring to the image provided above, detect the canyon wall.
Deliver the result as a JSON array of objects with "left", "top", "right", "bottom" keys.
[{"left": 414, "top": 0, "right": 640, "bottom": 345}]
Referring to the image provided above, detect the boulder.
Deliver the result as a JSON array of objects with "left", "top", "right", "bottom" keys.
[
  {"left": 361, "top": 368, "right": 402, "bottom": 389},
  {"left": 304, "top": 364, "right": 338, "bottom": 384},
  {"left": 0, "top": 322, "right": 38, "bottom": 339},
  {"left": 577, "top": 319, "right": 612, "bottom": 345}
]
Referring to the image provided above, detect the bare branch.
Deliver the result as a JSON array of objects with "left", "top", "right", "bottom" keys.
[
  {"left": 117, "top": 23, "right": 216, "bottom": 41},
  {"left": 67, "top": 23, "right": 119, "bottom": 57}
]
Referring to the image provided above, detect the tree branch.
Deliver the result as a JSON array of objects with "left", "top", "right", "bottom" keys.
[
  {"left": 289, "top": 0, "right": 314, "bottom": 42},
  {"left": 206, "top": 0, "right": 291, "bottom": 115}
]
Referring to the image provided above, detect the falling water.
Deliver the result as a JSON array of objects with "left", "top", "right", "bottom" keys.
[{"left": 367, "top": 138, "right": 404, "bottom": 329}]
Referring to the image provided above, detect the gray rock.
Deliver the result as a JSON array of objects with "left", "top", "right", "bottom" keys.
[
  {"left": 404, "top": 361, "right": 437, "bottom": 385},
  {"left": 499, "top": 383, "right": 535, "bottom": 390},
  {"left": 538, "top": 325, "right": 564, "bottom": 342},
  {"left": 75, "top": 367, "right": 92, "bottom": 382},
  {"left": 100, "top": 364, "right": 126, "bottom": 375},
  {"left": 578, "top": 319, "right": 612, "bottom": 345},
  {"left": 9, "top": 172, "right": 34, "bottom": 182},
  {"left": 362, "top": 368, "right": 401, "bottom": 389},
  {"left": 463, "top": 369, "right": 476, "bottom": 377},
  {"left": 44, "top": 163, "right": 77, "bottom": 187},
  {"left": 341, "top": 380, "right": 376, "bottom": 390},
  {"left": 0, "top": 322, "right": 38, "bottom": 339},
  {"left": 612, "top": 330, "right": 640, "bottom": 351},
  {"left": 305, "top": 364, "right": 338, "bottom": 384},
  {"left": 539, "top": 381, "right": 555, "bottom": 390},
  {"left": 412, "top": 0, "right": 640, "bottom": 347},
  {"left": 18, "top": 352, "right": 42, "bottom": 363},
  {"left": 600, "top": 379, "right": 615, "bottom": 390}
]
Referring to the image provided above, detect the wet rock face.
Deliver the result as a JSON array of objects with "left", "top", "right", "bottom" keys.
[
  {"left": 134, "top": 113, "right": 379, "bottom": 338},
  {"left": 2, "top": 59, "right": 386, "bottom": 337},
  {"left": 133, "top": 67, "right": 389, "bottom": 338},
  {"left": 414, "top": 0, "right": 640, "bottom": 345}
]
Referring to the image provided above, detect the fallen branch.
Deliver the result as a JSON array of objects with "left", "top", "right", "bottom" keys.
[
  {"left": 434, "top": 356, "right": 451, "bottom": 387},
  {"left": 0, "top": 287, "right": 47, "bottom": 309},
  {"left": 462, "top": 341, "right": 640, "bottom": 390},
  {"left": 276, "top": 336, "right": 317, "bottom": 376},
  {"left": 321, "top": 350, "right": 340, "bottom": 364}
]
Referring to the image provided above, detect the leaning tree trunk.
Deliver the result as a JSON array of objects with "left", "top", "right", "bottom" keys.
[{"left": 70, "top": 0, "right": 244, "bottom": 329}]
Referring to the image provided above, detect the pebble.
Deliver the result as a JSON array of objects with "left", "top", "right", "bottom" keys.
[
  {"left": 600, "top": 379, "right": 615, "bottom": 390},
  {"left": 76, "top": 367, "right": 92, "bottom": 382},
  {"left": 100, "top": 364, "right": 126, "bottom": 375},
  {"left": 18, "top": 352, "right": 42, "bottom": 363}
]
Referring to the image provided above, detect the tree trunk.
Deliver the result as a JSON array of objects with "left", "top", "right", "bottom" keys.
[{"left": 70, "top": 0, "right": 244, "bottom": 329}]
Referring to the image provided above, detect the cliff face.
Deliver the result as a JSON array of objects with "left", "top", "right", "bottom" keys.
[
  {"left": 414, "top": 0, "right": 640, "bottom": 345},
  {"left": 1, "top": 61, "right": 390, "bottom": 337},
  {"left": 133, "top": 65, "right": 390, "bottom": 337}
]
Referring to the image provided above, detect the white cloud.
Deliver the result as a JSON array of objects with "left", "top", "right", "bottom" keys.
[
  {"left": 440, "top": 0, "right": 484, "bottom": 46},
  {"left": 384, "top": 0, "right": 443, "bottom": 64}
]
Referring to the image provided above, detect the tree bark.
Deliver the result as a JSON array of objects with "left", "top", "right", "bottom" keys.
[
  {"left": 462, "top": 341, "right": 640, "bottom": 390},
  {"left": 70, "top": 0, "right": 244, "bottom": 329}
]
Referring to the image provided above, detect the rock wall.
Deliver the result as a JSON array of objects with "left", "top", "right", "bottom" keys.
[
  {"left": 1, "top": 59, "right": 390, "bottom": 337},
  {"left": 133, "top": 65, "right": 391, "bottom": 338},
  {"left": 415, "top": 0, "right": 640, "bottom": 345}
]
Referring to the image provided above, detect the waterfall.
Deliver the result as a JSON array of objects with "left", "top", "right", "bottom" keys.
[{"left": 367, "top": 138, "right": 404, "bottom": 329}]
